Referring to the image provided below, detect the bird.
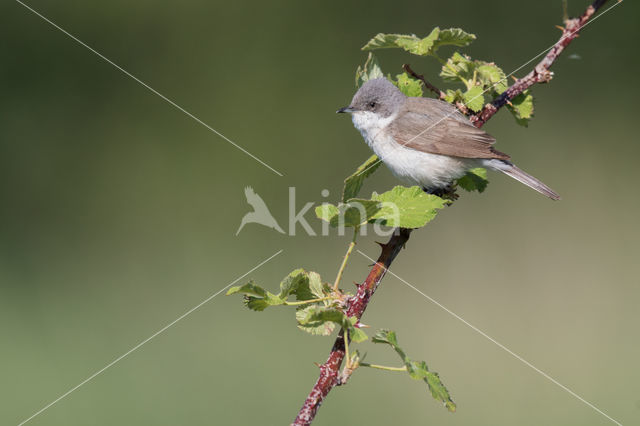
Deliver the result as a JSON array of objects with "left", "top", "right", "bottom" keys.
[
  {"left": 236, "top": 186, "right": 285, "bottom": 235},
  {"left": 337, "top": 78, "right": 560, "bottom": 200}
]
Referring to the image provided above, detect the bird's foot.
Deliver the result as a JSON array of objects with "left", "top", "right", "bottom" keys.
[{"left": 422, "top": 185, "right": 459, "bottom": 202}]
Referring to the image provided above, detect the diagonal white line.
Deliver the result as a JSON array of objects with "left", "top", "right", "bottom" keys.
[
  {"left": 15, "top": 0, "right": 284, "bottom": 177},
  {"left": 357, "top": 249, "right": 623, "bottom": 426},
  {"left": 354, "top": 0, "right": 624, "bottom": 178},
  {"left": 17, "top": 249, "right": 284, "bottom": 426}
]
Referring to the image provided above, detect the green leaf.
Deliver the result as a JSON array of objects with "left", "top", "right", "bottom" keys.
[
  {"left": 394, "top": 72, "right": 423, "bottom": 97},
  {"left": 315, "top": 203, "right": 340, "bottom": 223},
  {"left": 425, "top": 371, "right": 457, "bottom": 412},
  {"left": 476, "top": 63, "right": 508, "bottom": 94},
  {"left": 507, "top": 90, "right": 534, "bottom": 127},
  {"left": 296, "top": 306, "right": 367, "bottom": 342},
  {"left": 362, "top": 28, "right": 475, "bottom": 57},
  {"left": 346, "top": 316, "right": 368, "bottom": 343},
  {"left": 441, "top": 53, "right": 508, "bottom": 97},
  {"left": 362, "top": 33, "right": 423, "bottom": 54},
  {"left": 340, "top": 199, "right": 382, "bottom": 227},
  {"left": 369, "top": 186, "right": 447, "bottom": 228},
  {"left": 342, "top": 155, "right": 382, "bottom": 202},
  {"left": 296, "top": 305, "right": 338, "bottom": 336},
  {"left": 431, "top": 28, "right": 476, "bottom": 53},
  {"left": 440, "top": 52, "right": 475, "bottom": 83},
  {"left": 372, "top": 330, "right": 456, "bottom": 412},
  {"left": 456, "top": 168, "right": 489, "bottom": 193},
  {"left": 443, "top": 88, "right": 464, "bottom": 105},
  {"left": 349, "top": 327, "right": 369, "bottom": 343},
  {"left": 463, "top": 86, "right": 485, "bottom": 112},
  {"left": 278, "top": 268, "right": 308, "bottom": 299},
  {"left": 316, "top": 199, "right": 382, "bottom": 228},
  {"left": 306, "top": 271, "right": 326, "bottom": 299},
  {"left": 226, "top": 281, "right": 284, "bottom": 311},
  {"left": 226, "top": 281, "right": 267, "bottom": 298},
  {"left": 355, "top": 52, "right": 384, "bottom": 88}
]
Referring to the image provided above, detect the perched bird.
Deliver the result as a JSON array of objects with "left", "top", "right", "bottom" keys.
[
  {"left": 236, "top": 186, "right": 285, "bottom": 235},
  {"left": 337, "top": 78, "right": 560, "bottom": 200}
]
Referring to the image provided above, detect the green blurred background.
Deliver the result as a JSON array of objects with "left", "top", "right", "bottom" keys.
[{"left": 1, "top": 0, "right": 639, "bottom": 424}]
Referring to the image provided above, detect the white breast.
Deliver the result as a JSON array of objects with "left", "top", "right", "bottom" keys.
[{"left": 351, "top": 111, "right": 471, "bottom": 190}]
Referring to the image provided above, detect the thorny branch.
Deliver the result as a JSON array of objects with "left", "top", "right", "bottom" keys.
[
  {"left": 470, "top": 0, "right": 616, "bottom": 128},
  {"left": 293, "top": 1, "right": 613, "bottom": 424},
  {"left": 402, "top": 63, "right": 471, "bottom": 115}
]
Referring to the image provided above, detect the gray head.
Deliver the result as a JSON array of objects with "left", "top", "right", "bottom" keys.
[{"left": 337, "top": 78, "right": 406, "bottom": 118}]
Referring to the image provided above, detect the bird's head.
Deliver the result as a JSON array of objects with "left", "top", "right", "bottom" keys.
[{"left": 337, "top": 78, "right": 405, "bottom": 119}]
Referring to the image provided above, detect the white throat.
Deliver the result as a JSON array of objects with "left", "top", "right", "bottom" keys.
[{"left": 351, "top": 111, "right": 396, "bottom": 141}]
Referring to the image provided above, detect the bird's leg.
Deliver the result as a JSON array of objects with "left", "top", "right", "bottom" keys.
[{"left": 422, "top": 184, "right": 459, "bottom": 201}]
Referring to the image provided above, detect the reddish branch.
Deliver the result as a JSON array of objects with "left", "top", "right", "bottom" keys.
[
  {"left": 292, "top": 229, "right": 412, "bottom": 425},
  {"left": 403, "top": 63, "right": 471, "bottom": 115},
  {"left": 403, "top": 63, "right": 446, "bottom": 99},
  {"left": 293, "top": 1, "right": 612, "bottom": 424},
  {"left": 471, "top": 0, "right": 615, "bottom": 127}
]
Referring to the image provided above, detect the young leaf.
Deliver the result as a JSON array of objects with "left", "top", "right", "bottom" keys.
[
  {"left": 372, "top": 330, "right": 456, "bottom": 412},
  {"left": 431, "top": 28, "right": 476, "bottom": 53},
  {"left": 463, "top": 86, "right": 485, "bottom": 112},
  {"left": 507, "top": 90, "right": 534, "bottom": 127},
  {"left": 226, "top": 281, "right": 267, "bottom": 298},
  {"left": 443, "top": 88, "right": 464, "bottom": 104},
  {"left": 340, "top": 199, "right": 382, "bottom": 227},
  {"left": 342, "top": 155, "right": 382, "bottom": 202},
  {"left": 425, "top": 371, "right": 457, "bottom": 412},
  {"left": 355, "top": 52, "right": 384, "bottom": 88},
  {"left": 346, "top": 316, "right": 368, "bottom": 343},
  {"left": 226, "top": 281, "right": 284, "bottom": 311},
  {"left": 394, "top": 72, "right": 423, "bottom": 97},
  {"left": 316, "top": 203, "right": 340, "bottom": 224},
  {"left": 296, "top": 305, "right": 338, "bottom": 336},
  {"left": 369, "top": 186, "right": 447, "bottom": 229},
  {"left": 361, "top": 33, "right": 423, "bottom": 53},
  {"left": 476, "top": 63, "right": 508, "bottom": 94},
  {"left": 278, "top": 268, "right": 308, "bottom": 299},
  {"left": 316, "top": 200, "right": 382, "bottom": 228},
  {"left": 440, "top": 52, "right": 475, "bottom": 84},
  {"left": 456, "top": 168, "right": 489, "bottom": 193},
  {"left": 441, "top": 53, "right": 508, "bottom": 97},
  {"left": 306, "top": 271, "right": 326, "bottom": 300},
  {"left": 362, "top": 28, "right": 475, "bottom": 57}
]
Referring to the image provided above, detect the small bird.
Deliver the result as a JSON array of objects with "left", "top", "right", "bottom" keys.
[
  {"left": 338, "top": 78, "right": 560, "bottom": 200},
  {"left": 236, "top": 186, "right": 285, "bottom": 235}
]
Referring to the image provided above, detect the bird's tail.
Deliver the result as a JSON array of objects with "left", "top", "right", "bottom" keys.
[{"left": 485, "top": 160, "right": 561, "bottom": 200}]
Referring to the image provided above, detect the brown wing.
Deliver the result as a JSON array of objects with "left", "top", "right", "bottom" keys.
[{"left": 388, "top": 97, "right": 510, "bottom": 161}]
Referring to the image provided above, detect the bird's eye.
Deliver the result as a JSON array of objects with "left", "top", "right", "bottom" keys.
[{"left": 369, "top": 102, "right": 377, "bottom": 109}]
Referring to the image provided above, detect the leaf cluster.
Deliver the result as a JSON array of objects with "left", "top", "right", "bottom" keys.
[
  {"left": 361, "top": 27, "right": 534, "bottom": 126},
  {"left": 227, "top": 269, "right": 366, "bottom": 340}
]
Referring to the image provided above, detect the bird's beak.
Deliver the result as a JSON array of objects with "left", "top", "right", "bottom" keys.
[{"left": 337, "top": 106, "right": 355, "bottom": 114}]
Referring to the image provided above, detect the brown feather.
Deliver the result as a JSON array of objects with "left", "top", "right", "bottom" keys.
[{"left": 387, "top": 97, "right": 510, "bottom": 161}]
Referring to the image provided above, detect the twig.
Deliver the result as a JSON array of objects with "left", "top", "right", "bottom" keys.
[
  {"left": 403, "top": 63, "right": 470, "bottom": 115},
  {"left": 402, "top": 63, "right": 446, "bottom": 99},
  {"left": 470, "top": 0, "right": 613, "bottom": 128},
  {"left": 293, "top": 229, "right": 412, "bottom": 425},
  {"left": 359, "top": 363, "right": 407, "bottom": 372},
  {"left": 332, "top": 230, "right": 357, "bottom": 291},
  {"left": 292, "top": 1, "right": 612, "bottom": 424}
]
